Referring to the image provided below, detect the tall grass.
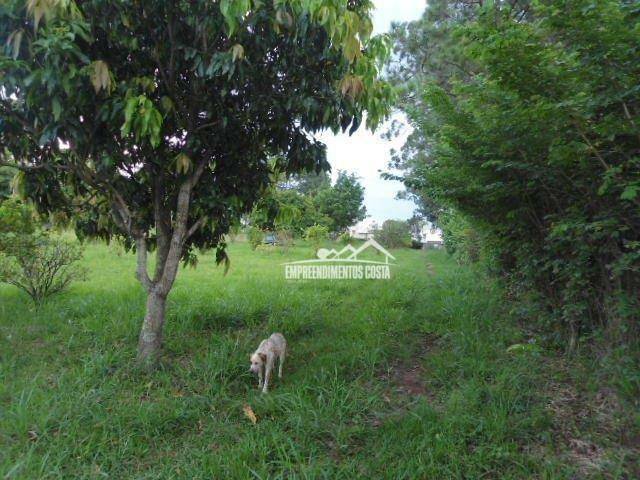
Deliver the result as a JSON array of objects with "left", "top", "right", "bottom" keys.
[{"left": 0, "top": 241, "right": 637, "bottom": 478}]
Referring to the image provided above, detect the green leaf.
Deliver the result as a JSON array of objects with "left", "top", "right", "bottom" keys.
[
  {"left": 160, "top": 96, "right": 174, "bottom": 113},
  {"left": 175, "top": 153, "right": 192, "bottom": 174},
  {"left": 89, "top": 60, "right": 112, "bottom": 94},
  {"left": 120, "top": 97, "right": 138, "bottom": 137},
  {"left": 230, "top": 44, "right": 245, "bottom": 62},
  {"left": 52, "top": 97, "right": 62, "bottom": 121},
  {"left": 7, "top": 29, "right": 24, "bottom": 59},
  {"left": 343, "top": 35, "right": 361, "bottom": 63},
  {"left": 620, "top": 185, "right": 639, "bottom": 201}
]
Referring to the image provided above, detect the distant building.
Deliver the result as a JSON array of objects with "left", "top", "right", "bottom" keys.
[
  {"left": 349, "top": 218, "right": 444, "bottom": 249},
  {"left": 348, "top": 218, "right": 379, "bottom": 240},
  {"left": 417, "top": 222, "right": 444, "bottom": 249}
]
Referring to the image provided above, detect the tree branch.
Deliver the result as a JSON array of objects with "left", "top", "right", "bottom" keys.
[
  {"left": 156, "top": 157, "right": 209, "bottom": 294},
  {"left": 0, "top": 160, "right": 48, "bottom": 171},
  {"left": 135, "top": 236, "right": 153, "bottom": 292},
  {"left": 186, "top": 216, "right": 207, "bottom": 239}
]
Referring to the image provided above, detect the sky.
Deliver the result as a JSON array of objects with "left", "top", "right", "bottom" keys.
[{"left": 318, "top": 0, "right": 426, "bottom": 224}]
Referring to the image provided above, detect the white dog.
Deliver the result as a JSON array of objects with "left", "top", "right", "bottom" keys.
[{"left": 249, "top": 333, "right": 287, "bottom": 393}]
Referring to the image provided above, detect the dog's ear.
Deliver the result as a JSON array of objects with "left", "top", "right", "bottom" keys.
[{"left": 259, "top": 353, "right": 267, "bottom": 362}]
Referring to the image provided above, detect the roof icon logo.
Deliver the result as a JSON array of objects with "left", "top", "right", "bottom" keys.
[{"left": 285, "top": 238, "right": 396, "bottom": 266}]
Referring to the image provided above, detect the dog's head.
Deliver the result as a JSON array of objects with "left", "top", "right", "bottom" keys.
[{"left": 249, "top": 353, "right": 266, "bottom": 373}]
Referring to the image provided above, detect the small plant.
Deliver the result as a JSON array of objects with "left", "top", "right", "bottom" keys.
[
  {"left": 0, "top": 199, "right": 85, "bottom": 307},
  {"left": 0, "top": 235, "right": 85, "bottom": 307},
  {"left": 305, "top": 224, "right": 329, "bottom": 250},
  {"left": 276, "top": 229, "right": 294, "bottom": 253},
  {"left": 247, "top": 226, "right": 264, "bottom": 251}
]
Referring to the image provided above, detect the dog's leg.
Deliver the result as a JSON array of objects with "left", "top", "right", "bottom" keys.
[
  {"left": 258, "top": 365, "right": 263, "bottom": 389},
  {"left": 278, "top": 349, "right": 285, "bottom": 379},
  {"left": 262, "top": 357, "right": 274, "bottom": 393}
]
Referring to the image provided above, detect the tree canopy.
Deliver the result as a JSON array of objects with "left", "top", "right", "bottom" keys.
[{"left": 250, "top": 170, "right": 365, "bottom": 234}]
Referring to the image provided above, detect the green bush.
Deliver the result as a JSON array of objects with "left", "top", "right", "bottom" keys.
[
  {"left": 0, "top": 198, "right": 35, "bottom": 253},
  {"left": 0, "top": 235, "right": 85, "bottom": 307},
  {"left": 439, "top": 211, "right": 483, "bottom": 265},
  {"left": 375, "top": 220, "right": 411, "bottom": 249},
  {"left": 247, "top": 226, "right": 263, "bottom": 251},
  {"left": 305, "top": 224, "right": 329, "bottom": 250},
  {"left": 0, "top": 199, "right": 84, "bottom": 307}
]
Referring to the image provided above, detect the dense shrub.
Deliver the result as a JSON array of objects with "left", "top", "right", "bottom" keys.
[
  {"left": 0, "top": 198, "right": 35, "bottom": 252},
  {"left": 438, "top": 211, "right": 482, "bottom": 264},
  {"left": 410, "top": 239, "right": 423, "bottom": 250},
  {"left": 391, "top": 0, "right": 640, "bottom": 344}
]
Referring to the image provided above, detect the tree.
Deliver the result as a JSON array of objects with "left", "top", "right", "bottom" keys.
[
  {"left": 406, "top": 214, "right": 425, "bottom": 241},
  {"left": 375, "top": 220, "right": 410, "bottom": 249},
  {"left": 383, "top": 0, "right": 530, "bottom": 224},
  {"left": 314, "top": 171, "right": 366, "bottom": 232},
  {"left": 1, "top": 0, "right": 393, "bottom": 366},
  {"left": 388, "top": 0, "right": 639, "bottom": 343},
  {"left": 250, "top": 170, "right": 365, "bottom": 235}
]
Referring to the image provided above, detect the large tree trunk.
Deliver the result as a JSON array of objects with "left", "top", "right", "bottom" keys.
[{"left": 137, "top": 289, "right": 168, "bottom": 365}]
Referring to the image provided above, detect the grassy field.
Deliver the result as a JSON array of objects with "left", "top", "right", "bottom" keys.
[{"left": 1, "top": 240, "right": 638, "bottom": 479}]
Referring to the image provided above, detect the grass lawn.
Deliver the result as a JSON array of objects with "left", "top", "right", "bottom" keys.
[{"left": 1, "top": 240, "right": 638, "bottom": 479}]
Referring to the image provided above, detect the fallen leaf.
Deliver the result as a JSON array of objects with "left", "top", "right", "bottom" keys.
[{"left": 243, "top": 404, "right": 258, "bottom": 424}]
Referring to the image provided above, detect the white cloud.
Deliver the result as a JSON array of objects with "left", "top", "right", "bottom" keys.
[
  {"left": 372, "top": 0, "right": 427, "bottom": 34},
  {"left": 318, "top": 114, "right": 415, "bottom": 224}
]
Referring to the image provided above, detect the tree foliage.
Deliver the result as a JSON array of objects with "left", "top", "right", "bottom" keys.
[
  {"left": 250, "top": 170, "right": 366, "bottom": 234},
  {"left": 0, "top": 167, "right": 13, "bottom": 200},
  {"left": 389, "top": 0, "right": 639, "bottom": 342}
]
